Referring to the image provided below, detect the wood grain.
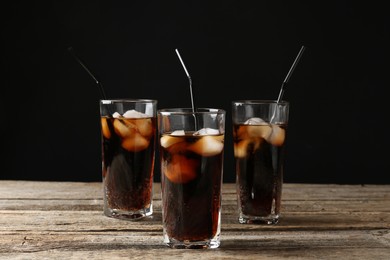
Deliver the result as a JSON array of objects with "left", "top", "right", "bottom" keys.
[{"left": 0, "top": 181, "right": 389, "bottom": 259}]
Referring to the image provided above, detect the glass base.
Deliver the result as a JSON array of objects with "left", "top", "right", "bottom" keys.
[
  {"left": 164, "top": 236, "right": 220, "bottom": 249},
  {"left": 239, "top": 213, "right": 279, "bottom": 225},
  {"left": 104, "top": 204, "right": 153, "bottom": 221}
]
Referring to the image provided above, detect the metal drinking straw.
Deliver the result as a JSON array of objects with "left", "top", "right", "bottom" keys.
[{"left": 271, "top": 45, "right": 306, "bottom": 123}]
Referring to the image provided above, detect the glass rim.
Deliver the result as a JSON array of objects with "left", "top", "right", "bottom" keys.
[
  {"left": 157, "top": 108, "right": 226, "bottom": 115},
  {"left": 100, "top": 99, "right": 157, "bottom": 104},
  {"left": 232, "top": 100, "right": 289, "bottom": 105}
]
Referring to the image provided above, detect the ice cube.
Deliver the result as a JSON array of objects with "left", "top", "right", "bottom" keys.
[
  {"left": 163, "top": 154, "right": 198, "bottom": 184},
  {"left": 188, "top": 135, "right": 224, "bottom": 156},
  {"left": 234, "top": 139, "right": 250, "bottom": 158},
  {"left": 160, "top": 135, "right": 185, "bottom": 148},
  {"left": 247, "top": 125, "right": 272, "bottom": 139},
  {"left": 113, "top": 112, "right": 122, "bottom": 118},
  {"left": 234, "top": 139, "right": 262, "bottom": 158},
  {"left": 241, "top": 117, "right": 272, "bottom": 139},
  {"left": 100, "top": 117, "right": 111, "bottom": 139},
  {"left": 171, "top": 130, "right": 185, "bottom": 136},
  {"left": 135, "top": 118, "right": 153, "bottom": 138},
  {"left": 122, "top": 109, "right": 149, "bottom": 118},
  {"left": 244, "top": 117, "right": 267, "bottom": 125},
  {"left": 113, "top": 119, "right": 136, "bottom": 138},
  {"left": 267, "top": 125, "right": 285, "bottom": 146},
  {"left": 121, "top": 133, "right": 150, "bottom": 152},
  {"left": 193, "top": 128, "right": 220, "bottom": 136}
]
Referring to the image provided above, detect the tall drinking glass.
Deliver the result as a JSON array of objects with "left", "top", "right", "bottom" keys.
[
  {"left": 158, "top": 108, "right": 226, "bottom": 249},
  {"left": 100, "top": 99, "right": 157, "bottom": 220},
  {"left": 232, "top": 100, "right": 289, "bottom": 224}
]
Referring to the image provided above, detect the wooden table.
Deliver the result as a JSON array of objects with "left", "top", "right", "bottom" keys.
[{"left": 0, "top": 181, "right": 389, "bottom": 259}]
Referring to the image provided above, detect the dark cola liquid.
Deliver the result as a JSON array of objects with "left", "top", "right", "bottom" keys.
[
  {"left": 233, "top": 124, "right": 286, "bottom": 219},
  {"left": 101, "top": 116, "right": 156, "bottom": 211},
  {"left": 160, "top": 134, "right": 223, "bottom": 242}
]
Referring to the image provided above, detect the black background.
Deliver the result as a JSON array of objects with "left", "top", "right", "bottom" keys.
[{"left": 2, "top": 1, "right": 389, "bottom": 184}]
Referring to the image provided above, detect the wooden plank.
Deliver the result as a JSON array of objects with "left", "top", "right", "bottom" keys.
[
  {"left": 1, "top": 230, "right": 389, "bottom": 259},
  {"left": 1, "top": 198, "right": 389, "bottom": 213},
  {"left": 0, "top": 210, "right": 388, "bottom": 233},
  {"left": 2, "top": 248, "right": 388, "bottom": 260},
  {"left": 1, "top": 181, "right": 389, "bottom": 200},
  {"left": 0, "top": 181, "right": 102, "bottom": 199}
]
